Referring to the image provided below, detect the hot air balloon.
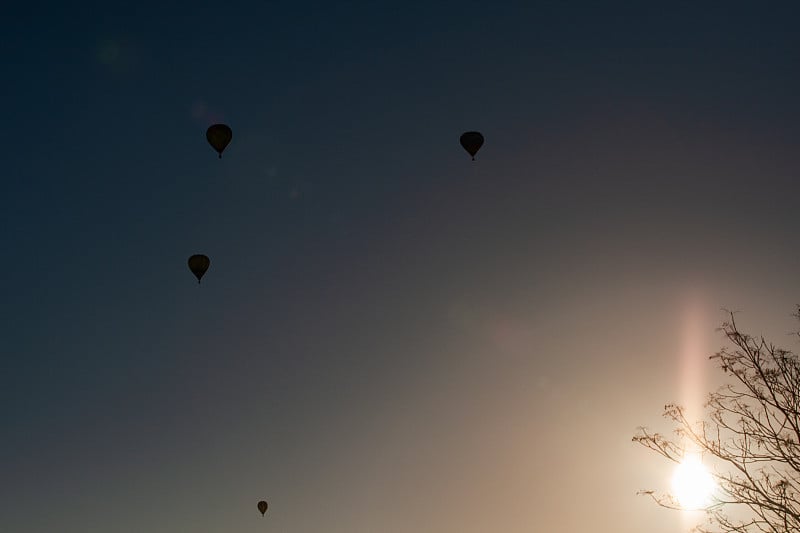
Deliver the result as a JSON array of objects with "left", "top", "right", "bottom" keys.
[
  {"left": 459, "top": 131, "right": 484, "bottom": 160},
  {"left": 188, "top": 254, "right": 210, "bottom": 283},
  {"left": 258, "top": 500, "right": 268, "bottom": 516},
  {"left": 206, "top": 124, "right": 232, "bottom": 158}
]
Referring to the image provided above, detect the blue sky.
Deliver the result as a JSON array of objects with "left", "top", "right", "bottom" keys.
[{"left": 3, "top": 2, "right": 800, "bottom": 532}]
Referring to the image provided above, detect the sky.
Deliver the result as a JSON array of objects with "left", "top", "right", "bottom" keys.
[{"left": 3, "top": 2, "right": 800, "bottom": 532}]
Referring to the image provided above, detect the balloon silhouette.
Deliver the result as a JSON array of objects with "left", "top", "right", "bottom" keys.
[
  {"left": 258, "top": 500, "right": 268, "bottom": 516},
  {"left": 206, "top": 124, "right": 232, "bottom": 158},
  {"left": 188, "top": 254, "right": 210, "bottom": 283},
  {"left": 459, "top": 131, "right": 484, "bottom": 160}
]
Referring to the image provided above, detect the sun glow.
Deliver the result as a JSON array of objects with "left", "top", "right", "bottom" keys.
[{"left": 671, "top": 454, "right": 716, "bottom": 510}]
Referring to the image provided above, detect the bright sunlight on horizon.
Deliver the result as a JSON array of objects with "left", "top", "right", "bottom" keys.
[{"left": 671, "top": 454, "right": 717, "bottom": 510}]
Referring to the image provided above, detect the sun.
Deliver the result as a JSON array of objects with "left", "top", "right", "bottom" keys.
[{"left": 671, "top": 454, "right": 716, "bottom": 510}]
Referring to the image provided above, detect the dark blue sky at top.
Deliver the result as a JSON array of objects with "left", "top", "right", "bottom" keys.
[{"left": 3, "top": 3, "right": 800, "bottom": 532}]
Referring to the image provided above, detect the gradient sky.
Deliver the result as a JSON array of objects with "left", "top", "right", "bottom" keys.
[{"left": 4, "top": 3, "right": 800, "bottom": 532}]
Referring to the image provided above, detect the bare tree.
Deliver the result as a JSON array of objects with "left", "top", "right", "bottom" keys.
[{"left": 633, "top": 308, "right": 800, "bottom": 533}]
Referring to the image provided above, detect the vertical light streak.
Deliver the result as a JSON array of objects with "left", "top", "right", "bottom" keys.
[
  {"left": 680, "top": 293, "right": 709, "bottom": 431},
  {"left": 678, "top": 292, "right": 713, "bottom": 527}
]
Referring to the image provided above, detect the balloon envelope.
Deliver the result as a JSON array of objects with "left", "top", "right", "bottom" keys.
[
  {"left": 459, "top": 131, "right": 484, "bottom": 160},
  {"left": 188, "top": 254, "right": 210, "bottom": 283},
  {"left": 258, "top": 500, "right": 268, "bottom": 516},
  {"left": 206, "top": 124, "right": 232, "bottom": 158}
]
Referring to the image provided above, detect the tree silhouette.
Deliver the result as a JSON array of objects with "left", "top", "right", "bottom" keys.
[{"left": 634, "top": 308, "right": 800, "bottom": 533}]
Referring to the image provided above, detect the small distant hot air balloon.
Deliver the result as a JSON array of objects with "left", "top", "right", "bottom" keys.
[
  {"left": 188, "top": 254, "right": 210, "bottom": 284},
  {"left": 206, "top": 124, "right": 232, "bottom": 158},
  {"left": 460, "top": 131, "right": 484, "bottom": 160},
  {"left": 258, "top": 500, "right": 268, "bottom": 516}
]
